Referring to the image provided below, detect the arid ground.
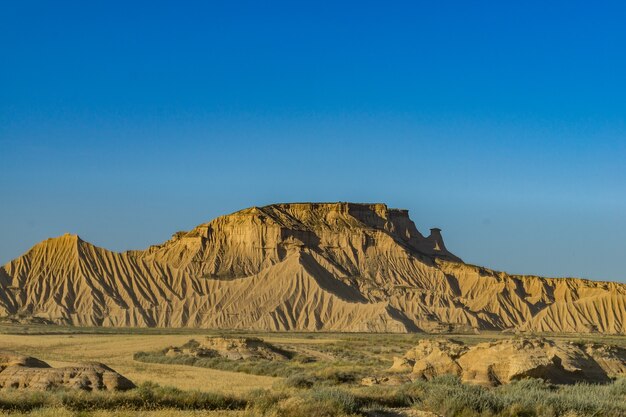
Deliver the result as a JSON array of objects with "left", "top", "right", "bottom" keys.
[{"left": 1, "top": 325, "right": 624, "bottom": 417}]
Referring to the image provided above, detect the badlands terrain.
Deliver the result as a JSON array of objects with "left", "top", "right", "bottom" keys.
[
  {"left": 0, "top": 203, "right": 624, "bottom": 416},
  {"left": 1, "top": 202, "right": 625, "bottom": 334}
]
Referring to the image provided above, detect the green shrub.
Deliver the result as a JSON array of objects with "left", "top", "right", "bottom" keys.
[
  {"left": 180, "top": 339, "right": 200, "bottom": 349},
  {"left": 409, "top": 376, "right": 626, "bottom": 417},
  {"left": 354, "top": 383, "right": 424, "bottom": 408},
  {"left": 0, "top": 382, "right": 246, "bottom": 412},
  {"left": 283, "top": 374, "right": 317, "bottom": 389},
  {"left": 60, "top": 382, "right": 246, "bottom": 411},
  {"left": 134, "top": 350, "right": 305, "bottom": 378},
  {"left": 312, "top": 368, "right": 358, "bottom": 385},
  {"left": 246, "top": 388, "right": 359, "bottom": 417},
  {"left": 308, "top": 388, "right": 360, "bottom": 415},
  {"left": 0, "top": 390, "right": 48, "bottom": 412},
  {"left": 246, "top": 389, "right": 288, "bottom": 414}
]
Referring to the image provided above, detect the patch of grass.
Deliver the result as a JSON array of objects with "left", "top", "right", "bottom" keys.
[
  {"left": 281, "top": 374, "right": 317, "bottom": 389},
  {"left": 410, "top": 376, "right": 626, "bottom": 417},
  {"left": 1, "top": 378, "right": 624, "bottom": 416},
  {"left": 352, "top": 377, "right": 626, "bottom": 417},
  {"left": 308, "top": 388, "right": 360, "bottom": 414},
  {"left": 135, "top": 348, "right": 370, "bottom": 390},
  {"left": 354, "top": 383, "right": 425, "bottom": 408},
  {"left": 244, "top": 387, "right": 360, "bottom": 417},
  {"left": 134, "top": 351, "right": 304, "bottom": 378},
  {"left": 0, "top": 382, "right": 246, "bottom": 413},
  {"left": 0, "top": 390, "right": 48, "bottom": 412},
  {"left": 313, "top": 368, "right": 357, "bottom": 385}
]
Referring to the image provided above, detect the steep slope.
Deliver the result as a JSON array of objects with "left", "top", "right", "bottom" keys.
[{"left": 0, "top": 202, "right": 624, "bottom": 333}]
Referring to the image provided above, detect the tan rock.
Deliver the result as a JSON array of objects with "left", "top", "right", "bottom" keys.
[
  {"left": 392, "top": 338, "right": 624, "bottom": 386},
  {"left": 164, "top": 347, "right": 182, "bottom": 357},
  {"left": 584, "top": 343, "right": 626, "bottom": 378},
  {"left": 199, "top": 337, "right": 290, "bottom": 361},
  {"left": 405, "top": 339, "right": 466, "bottom": 381},
  {"left": 390, "top": 356, "right": 413, "bottom": 373},
  {"left": 0, "top": 351, "right": 134, "bottom": 391},
  {"left": 457, "top": 338, "right": 609, "bottom": 386},
  {"left": 0, "top": 351, "right": 49, "bottom": 370},
  {"left": 167, "top": 337, "right": 290, "bottom": 361},
  {"left": 360, "top": 376, "right": 379, "bottom": 386}
]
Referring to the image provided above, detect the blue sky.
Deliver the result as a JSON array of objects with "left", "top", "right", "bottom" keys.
[{"left": 1, "top": 1, "right": 625, "bottom": 282}]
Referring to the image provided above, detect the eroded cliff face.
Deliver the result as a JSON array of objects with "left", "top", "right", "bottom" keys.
[{"left": 0, "top": 203, "right": 624, "bottom": 333}]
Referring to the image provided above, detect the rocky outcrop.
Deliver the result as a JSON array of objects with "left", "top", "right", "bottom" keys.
[
  {"left": 391, "top": 339, "right": 467, "bottom": 379},
  {"left": 0, "top": 202, "right": 624, "bottom": 333},
  {"left": 199, "top": 337, "right": 291, "bottom": 360},
  {"left": 390, "top": 338, "right": 625, "bottom": 386},
  {"left": 165, "top": 337, "right": 291, "bottom": 361},
  {"left": 0, "top": 351, "right": 135, "bottom": 391},
  {"left": 584, "top": 343, "right": 626, "bottom": 378},
  {"left": 0, "top": 352, "right": 49, "bottom": 370}
]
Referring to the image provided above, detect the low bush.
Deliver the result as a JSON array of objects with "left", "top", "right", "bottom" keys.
[
  {"left": 282, "top": 374, "right": 317, "bottom": 389},
  {"left": 308, "top": 388, "right": 360, "bottom": 414},
  {"left": 134, "top": 351, "right": 304, "bottom": 378},
  {"left": 0, "top": 390, "right": 48, "bottom": 412},
  {"left": 246, "top": 387, "right": 360, "bottom": 417},
  {"left": 316, "top": 369, "right": 357, "bottom": 385},
  {"left": 410, "top": 376, "right": 626, "bottom": 417},
  {"left": 0, "top": 382, "right": 246, "bottom": 412},
  {"left": 354, "top": 383, "right": 425, "bottom": 408},
  {"left": 347, "top": 376, "right": 625, "bottom": 417}
]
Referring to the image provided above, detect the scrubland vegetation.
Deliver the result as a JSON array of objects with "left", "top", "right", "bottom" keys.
[
  {"left": 1, "top": 377, "right": 624, "bottom": 417},
  {"left": 0, "top": 382, "right": 243, "bottom": 413},
  {"left": 1, "top": 328, "right": 625, "bottom": 417}
]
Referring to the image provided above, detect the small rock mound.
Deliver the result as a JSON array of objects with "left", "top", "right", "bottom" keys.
[
  {"left": 391, "top": 339, "right": 467, "bottom": 379},
  {"left": 390, "top": 338, "right": 625, "bottom": 386},
  {"left": 166, "top": 337, "right": 292, "bottom": 361},
  {"left": 0, "top": 352, "right": 50, "bottom": 370},
  {"left": 361, "top": 375, "right": 412, "bottom": 386},
  {"left": 0, "top": 351, "right": 135, "bottom": 391}
]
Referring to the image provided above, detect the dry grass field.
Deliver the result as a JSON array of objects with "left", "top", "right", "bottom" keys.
[{"left": 0, "top": 332, "right": 283, "bottom": 394}]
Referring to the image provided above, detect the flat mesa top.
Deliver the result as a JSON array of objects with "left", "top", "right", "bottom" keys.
[{"left": 259, "top": 202, "right": 409, "bottom": 212}]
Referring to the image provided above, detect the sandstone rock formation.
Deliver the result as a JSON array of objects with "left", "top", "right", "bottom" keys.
[
  {"left": 390, "top": 338, "right": 625, "bottom": 386},
  {"left": 584, "top": 343, "right": 626, "bottom": 378},
  {"left": 166, "top": 337, "right": 291, "bottom": 361},
  {"left": 200, "top": 336, "right": 291, "bottom": 360},
  {"left": 0, "top": 351, "right": 135, "bottom": 391},
  {"left": 0, "top": 202, "right": 624, "bottom": 333},
  {"left": 0, "top": 351, "right": 49, "bottom": 370},
  {"left": 391, "top": 339, "right": 467, "bottom": 378}
]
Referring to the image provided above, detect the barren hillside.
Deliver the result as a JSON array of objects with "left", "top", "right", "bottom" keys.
[{"left": 1, "top": 203, "right": 624, "bottom": 333}]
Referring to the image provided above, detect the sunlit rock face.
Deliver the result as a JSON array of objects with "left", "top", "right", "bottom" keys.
[
  {"left": 390, "top": 338, "right": 626, "bottom": 386},
  {"left": 1, "top": 202, "right": 625, "bottom": 333},
  {"left": 0, "top": 351, "right": 135, "bottom": 391}
]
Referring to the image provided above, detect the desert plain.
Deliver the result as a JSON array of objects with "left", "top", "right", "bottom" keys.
[{"left": 0, "top": 324, "right": 625, "bottom": 417}]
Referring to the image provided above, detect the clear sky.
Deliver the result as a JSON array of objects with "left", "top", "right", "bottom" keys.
[{"left": 1, "top": 1, "right": 625, "bottom": 282}]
